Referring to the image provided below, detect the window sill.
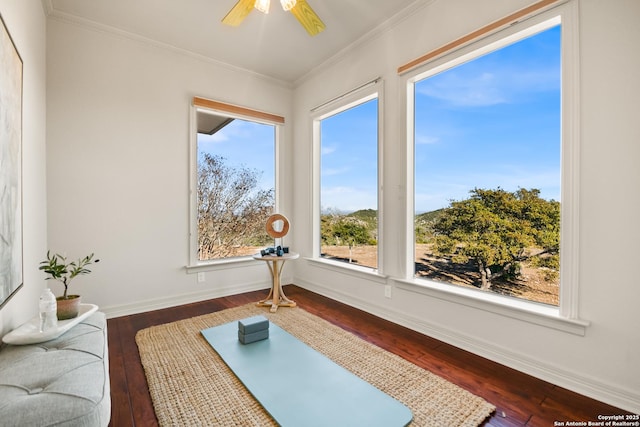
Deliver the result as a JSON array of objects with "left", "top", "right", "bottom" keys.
[
  {"left": 394, "top": 278, "right": 589, "bottom": 336},
  {"left": 305, "top": 257, "right": 388, "bottom": 284},
  {"left": 186, "top": 256, "right": 258, "bottom": 274}
]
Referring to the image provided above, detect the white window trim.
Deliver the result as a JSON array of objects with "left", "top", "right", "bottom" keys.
[
  {"left": 403, "top": 2, "right": 587, "bottom": 334},
  {"left": 311, "top": 78, "right": 385, "bottom": 274},
  {"left": 187, "top": 100, "right": 282, "bottom": 270},
  {"left": 305, "top": 256, "right": 388, "bottom": 284},
  {"left": 393, "top": 277, "right": 589, "bottom": 336}
]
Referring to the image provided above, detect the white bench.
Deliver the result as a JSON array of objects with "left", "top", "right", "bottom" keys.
[{"left": 0, "top": 312, "right": 111, "bottom": 426}]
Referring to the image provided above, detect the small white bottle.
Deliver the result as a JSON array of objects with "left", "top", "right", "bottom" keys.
[{"left": 39, "top": 288, "right": 58, "bottom": 332}]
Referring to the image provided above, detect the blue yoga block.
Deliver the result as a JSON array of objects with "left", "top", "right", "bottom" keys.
[
  {"left": 238, "top": 328, "right": 269, "bottom": 344},
  {"left": 238, "top": 315, "right": 269, "bottom": 334}
]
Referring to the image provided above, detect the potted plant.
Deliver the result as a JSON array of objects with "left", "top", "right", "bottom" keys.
[{"left": 39, "top": 251, "right": 99, "bottom": 320}]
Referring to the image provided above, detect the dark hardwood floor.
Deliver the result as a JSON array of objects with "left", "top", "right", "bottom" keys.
[{"left": 107, "top": 285, "right": 631, "bottom": 426}]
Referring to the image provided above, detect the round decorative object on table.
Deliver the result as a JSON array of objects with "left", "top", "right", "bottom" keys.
[{"left": 265, "top": 213, "right": 290, "bottom": 238}]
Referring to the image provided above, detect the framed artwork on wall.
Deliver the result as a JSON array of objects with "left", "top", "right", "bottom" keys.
[{"left": 0, "top": 14, "right": 24, "bottom": 309}]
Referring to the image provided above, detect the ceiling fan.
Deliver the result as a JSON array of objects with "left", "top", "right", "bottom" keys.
[{"left": 222, "top": 0, "right": 326, "bottom": 36}]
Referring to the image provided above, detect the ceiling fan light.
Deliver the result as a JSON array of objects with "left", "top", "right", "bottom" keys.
[
  {"left": 254, "top": 0, "right": 270, "bottom": 14},
  {"left": 280, "top": 0, "right": 297, "bottom": 11}
]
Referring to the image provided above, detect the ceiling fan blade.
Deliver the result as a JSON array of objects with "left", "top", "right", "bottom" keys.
[
  {"left": 222, "top": 0, "right": 255, "bottom": 26},
  {"left": 290, "top": 0, "right": 325, "bottom": 36}
]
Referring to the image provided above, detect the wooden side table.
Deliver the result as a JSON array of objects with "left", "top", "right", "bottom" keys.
[{"left": 253, "top": 252, "right": 299, "bottom": 312}]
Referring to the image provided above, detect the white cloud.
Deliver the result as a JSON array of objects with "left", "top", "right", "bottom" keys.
[
  {"left": 417, "top": 71, "right": 506, "bottom": 107},
  {"left": 322, "top": 146, "right": 337, "bottom": 155},
  {"left": 417, "top": 65, "right": 559, "bottom": 108},
  {"left": 415, "top": 134, "right": 440, "bottom": 145},
  {"left": 321, "top": 186, "right": 377, "bottom": 213},
  {"left": 198, "top": 132, "right": 228, "bottom": 144},
  {"left": 414, "top": 167, "right": 561, "bottom": 212},
  {"left": 322, "top": 167, "right": 350, "bottom": 176}
]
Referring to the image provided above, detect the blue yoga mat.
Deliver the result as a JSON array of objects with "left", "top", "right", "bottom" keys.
[{"left": 201, "top": 320, "right": 413, "bottom": 427}]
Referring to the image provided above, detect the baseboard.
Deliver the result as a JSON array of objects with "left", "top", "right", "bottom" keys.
[
  {"left": 101, "top": 281, "right": 269, "bottom": 319},
  {"left": 295, "top": 278, "right": 640, "bottom": 414}
]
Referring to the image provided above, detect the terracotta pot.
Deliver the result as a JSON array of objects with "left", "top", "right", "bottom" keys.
[{"left": 57, "top": 295, "right": 81, "bottom": 320}]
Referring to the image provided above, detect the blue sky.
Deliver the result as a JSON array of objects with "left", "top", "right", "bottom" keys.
[
  {"left": 320, "top": 99, "right": 379, "bottom": 213},
  {"left": 323, "top": 25, "right": 561, "bottom": 214},
  {"left": 414, "top": 25, "right": 561, "bottom": 213},
  {"left": 197, "top": 118, "right": 275, "bottom": 192},
  {"left": 198, "top": 25, "right": 561, "bottom": 215}
]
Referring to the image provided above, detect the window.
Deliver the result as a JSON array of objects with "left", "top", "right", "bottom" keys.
[
  {"left": 313, "top": 83, "right": 381, "bottom": 270},
  {"left": 408, "top": 12, "right": 576, "bottom": 311},
  {"left": 190, "top": 98, "right": 282, "bottom": 263}
]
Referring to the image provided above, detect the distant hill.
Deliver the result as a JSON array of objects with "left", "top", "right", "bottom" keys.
[
  {"left": 349, "top": 209, "right": 377, "bottom": 221},
  {"left": 415, "top": 208, "right": 445, "bottom": 223},
  {"left": 415, "top": 209, "right": 446, "bottom": 243},
  {"left": 324, "top": 208, "right": 447, "bottom": 223},
  {"left": 320, "top": 208, "right": 446, "bottom": 245},
  {"left": 324, "top": 208, "right": 445, "bottom": 225}
]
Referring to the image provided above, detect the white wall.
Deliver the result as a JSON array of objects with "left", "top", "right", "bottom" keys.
[
  {"left": 291, "top": 0, "right": 640, "bottom": 413},
  {"left": 45, "top": 17, "right": 294, "bottom": 316},
  {"left": 0, "top": 1, "right": 48, "bottom": 337}
]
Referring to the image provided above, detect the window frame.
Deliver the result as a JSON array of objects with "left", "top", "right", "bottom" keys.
[
  {"left": 310, "top": 79, "right": 385, "bottom": 276},
  {"left": 187, "top": 98, "right": 283, "bottom": 269},
  {"left": 401, "top": 2, "right": 586, "bottom": 334}
]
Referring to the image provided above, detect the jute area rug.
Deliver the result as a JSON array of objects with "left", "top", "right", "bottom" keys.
[{"left": 136, "top": 304, "right": 495, "bottom": 426}]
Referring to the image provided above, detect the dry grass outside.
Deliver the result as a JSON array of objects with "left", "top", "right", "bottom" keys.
[
  {"left": 199, "top": 246, "right": 262, "bottom": 261},
  {"left": 321, "top": 245, "right": 379, "bottom": 268},
  {"left": 322, "top": 244, "right": 559, "bottom": 306},
  {"left": 201, "top": 244, "right": 558, "bottom": 306}
]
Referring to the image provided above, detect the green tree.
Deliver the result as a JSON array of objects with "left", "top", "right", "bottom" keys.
[
  {"left": 432, "top": 188, "right": 559, "bottom": 290},
  {"left": 333, "top": 218, "right": 370, "bottom": 263},
  {"left": 332, "top": 218, "right": 370, "bottom": 246},
  {"left": 320, "top": 214, "right": 373, "bottom": 263},
  {"left": 198, "top": 153, "right": 273, "bottom": 259}
]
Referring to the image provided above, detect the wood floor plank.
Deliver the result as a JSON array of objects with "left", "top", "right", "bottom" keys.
[
  {"left": 107, "top": 285, "right": 631, "bottom": 426},
  {"left": 106, "top": 319, "right": 135, "bottom": 427},
  {"left": 119, "top": 314, "right": 158, "bottom": 426}
]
